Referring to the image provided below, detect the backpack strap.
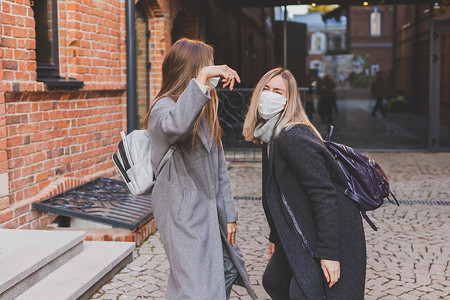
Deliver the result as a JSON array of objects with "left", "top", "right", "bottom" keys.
[
  {"left": 155, "top": 145, "right": 176, "bottom": 178},
  {"left": 388, "top": 191, "right": 400, "bottom": 206},
  {"left": 332, "top": 182, "right": 379, "bottom": 231},
  {"left": 332, "top": 182, "right": 360, "bottom": 203},
  {"left": 325, "top": 125, "right": 334, "bottom": 142},
  {"left": 360, "top": 211, "right": 378, "bottom": 231}
]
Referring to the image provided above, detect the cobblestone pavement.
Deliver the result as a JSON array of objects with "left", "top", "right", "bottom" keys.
[{"left": 91, "top": 152, "right": 450, "bottom": 300}]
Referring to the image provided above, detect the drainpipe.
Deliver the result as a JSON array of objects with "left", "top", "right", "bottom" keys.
[{"left": 126, "top": 0, "right": 137, "bottom": 133}]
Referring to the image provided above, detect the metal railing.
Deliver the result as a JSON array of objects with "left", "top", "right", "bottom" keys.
[
  {"left": 33, "top": 177, "right": 153, "bottom": 229},
  {"left": 217, "top": 87, "right": 308, "bottom": 162}
]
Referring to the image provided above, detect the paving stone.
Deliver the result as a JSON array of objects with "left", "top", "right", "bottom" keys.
[
  {"left": 91, "top": 153, "right": 450, "bottom": 299},
  {"left": 96, "top": 293, "right": 118, "bottom": 300}
]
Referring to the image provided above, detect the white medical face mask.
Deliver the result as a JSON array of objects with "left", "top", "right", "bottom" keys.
[
  {"left": 209, "top": 77, "right": 220, "bottom": 90},
  {"left": 259, "top": 91, "right": 287, "bottom": 120}
]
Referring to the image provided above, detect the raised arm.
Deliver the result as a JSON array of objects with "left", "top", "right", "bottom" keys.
[
  {"left": 152, "top": 80, "right": 210, "bottom": 145},
  {"left": 151, "top": 65, "right": 241, "bottom": 145}
]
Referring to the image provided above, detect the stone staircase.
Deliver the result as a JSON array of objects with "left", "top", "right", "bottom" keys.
[{"left": 0, "top": 229, "right": 135, "bottom": 300}]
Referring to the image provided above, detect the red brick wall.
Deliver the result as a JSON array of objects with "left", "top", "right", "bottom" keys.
[
  {"left": 349, "top": 6, "right": 394, "bottom": 73},
  {"left": 5, "top": 91, "right": 124, "bottom": 200},
  {"left": 0, "top": 91, "right": 9, "bottom": 214},
  {"left": 136, "top": 5, "right": 149, "bottom": 124},
  {"left": 0, "top": 0, "right": 198, "bottom": 229},
  {"left": 58, "top": 0, "right": 126, "bottom": 90},
  {"left": 1, "top": 0, "right": 41, "bottom": 92},
  {"left": 1, "top": 90, "right": 125, "bottom": 229}
]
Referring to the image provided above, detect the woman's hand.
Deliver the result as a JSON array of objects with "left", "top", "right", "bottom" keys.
[
  {"left": 320, "top": 259, "right": 340, "bottom": 288},
  {"left": 227, "top": 222, "right": 237, "bottom": 246},
  {"left": 268, "top": 241, "right": 275, "bottom": 259},
  {"left": 196, "top": 65, "right": 241, "bottom": 90}
]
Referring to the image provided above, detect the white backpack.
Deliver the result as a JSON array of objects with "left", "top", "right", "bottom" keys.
[{"left": 112, "top": 130, "right": 174, "bottom": 195}]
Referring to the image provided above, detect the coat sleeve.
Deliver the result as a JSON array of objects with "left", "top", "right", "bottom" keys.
[
  {"left": 151, "top": 79, "right": 211, "bottom": 145},
  {"left": 218, "top": 142, "right": 238, "bottom": 223},
  {"left": 278, "top": 125, "right": 340, "bottom": 261}
]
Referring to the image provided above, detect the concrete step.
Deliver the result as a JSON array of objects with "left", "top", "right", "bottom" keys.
[
  {"left": 15, "top": 241, "right": 135, "bottom": 300},
  {"left": 0, "top": 229, "right": 86, "bottom": 299}
]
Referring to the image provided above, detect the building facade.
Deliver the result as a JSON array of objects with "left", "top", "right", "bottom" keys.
[
  {"left": 275, "top": 3, "right": 449, "bottom": 150},
  {"left": 0, "top": 0, "right": 179, "bottom": 230},
  {"left": 0, "top": 0, "right": 273, "bottom": 230}
]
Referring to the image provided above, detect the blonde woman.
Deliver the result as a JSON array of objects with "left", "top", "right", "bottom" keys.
[
  {"left": 243, "top": 68, "right": 366, "bottom": 299},
  {"left": 144, "top": 39, "right": 256, "bottom": 300}
]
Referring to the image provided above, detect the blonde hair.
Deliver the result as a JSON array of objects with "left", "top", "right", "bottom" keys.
[
  {"left": 142, "top": 38, "right": 221, "bottom": 149},
  {"left": 243, "top": 68, "right": 322, "bottom": 143}
]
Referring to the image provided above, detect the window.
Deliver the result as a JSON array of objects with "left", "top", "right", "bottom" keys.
[
  {"left": 31, "top": 0, "right": 83, "bottom": 87},
  {"left": 310, "top": 32, "right": 326, "bottom": 54},
  {"left": 328, "top": 33, "right": 346, "bottom": 53},
  {"left": 32, "top": 0, "right": 59, "bottom": 78},
  {"left": 370, "top": 8, "right": 381, "bottom": 36}
]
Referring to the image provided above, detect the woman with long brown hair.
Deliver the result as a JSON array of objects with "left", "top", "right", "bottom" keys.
[
  {"left": 144, "top": 38, "right": 255, "bottom": 300},
  {"left": 243, "top": 68, "right": 366, "bottom": 299}
]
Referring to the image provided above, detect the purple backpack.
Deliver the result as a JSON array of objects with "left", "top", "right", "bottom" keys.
[{"left": 324, "top": 126, "right": 399, "bottom": 231}]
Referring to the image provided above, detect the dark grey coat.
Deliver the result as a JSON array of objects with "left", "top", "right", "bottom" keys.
[
  {"left": 147, "top": 80, "right": 256, "bottom": 300},
  {"left": 262, "top": 124, "right": 366, "bottom": 300}
]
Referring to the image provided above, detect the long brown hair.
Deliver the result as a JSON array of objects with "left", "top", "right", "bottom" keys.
[
  {"left": 142, "top": 38, "right": 221, "bottom": 149},
  {"left": 243, "top": 68, "right": 321, "bottom": 143}
]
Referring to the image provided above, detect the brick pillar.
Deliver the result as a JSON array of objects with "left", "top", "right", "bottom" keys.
[
  {"left": 0, "top": 91, "right": 10, "bottom": 215},
  {"left": 0, "top": 43, "right": 11, "bottom": 218},
  {"left": 149, "top": 15, "right": 171, "bottom": 101}
]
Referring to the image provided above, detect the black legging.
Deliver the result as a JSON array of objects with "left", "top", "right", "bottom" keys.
[{"left": 262, "top": 245, "right": 306, "bottom": 300}]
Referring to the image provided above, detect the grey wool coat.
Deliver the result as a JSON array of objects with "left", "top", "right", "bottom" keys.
[
  {"left": 262, "top": 124, "right": 366, "bottom": 300},
  {"left": 147, "top": 80, "right": 256, "bottom": 300}
]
